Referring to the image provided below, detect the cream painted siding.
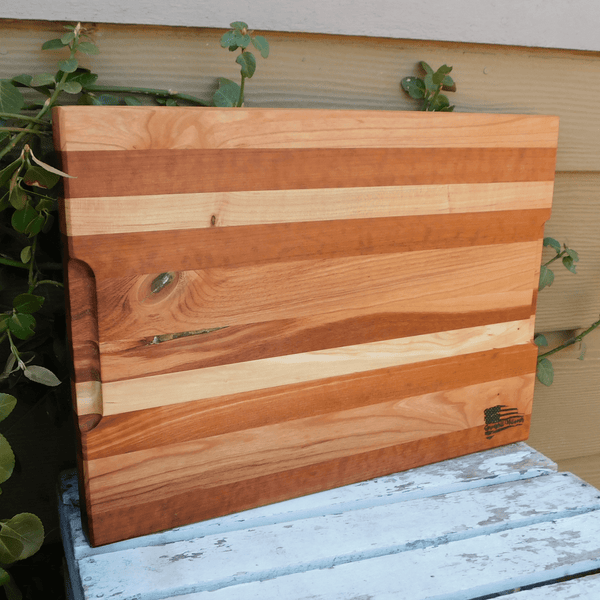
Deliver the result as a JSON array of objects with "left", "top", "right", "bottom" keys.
[{"left": 0, "top": 19, "right": 599, "bottom": 492}]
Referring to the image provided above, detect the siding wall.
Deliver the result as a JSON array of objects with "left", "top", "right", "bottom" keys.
[{"left": 1, "top": 19, "right": 599, "bottom": 493}]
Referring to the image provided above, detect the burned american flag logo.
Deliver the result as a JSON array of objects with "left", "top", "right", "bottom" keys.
[{"left": 484, "top": 405, "right": 525, "bottom": 439}]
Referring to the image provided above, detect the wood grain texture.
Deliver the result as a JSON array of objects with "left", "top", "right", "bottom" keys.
[
  {"left": 53, "top": 106, "right": 556, "bottom": 545},
  {"left": 61, "top": 181, "right": 554, "bottom": 237}
]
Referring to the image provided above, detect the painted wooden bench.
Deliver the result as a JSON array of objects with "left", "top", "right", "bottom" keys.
[
  {"left": 59, "top": 442, "right": 600, "bottom": 599},
  {"left": 52, "top": 106, "right": 558, "bottom": 547}
]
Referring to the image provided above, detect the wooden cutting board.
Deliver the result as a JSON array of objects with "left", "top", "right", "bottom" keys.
[{"left": 53, "top": 107, "right": 558, "bottom": 546}]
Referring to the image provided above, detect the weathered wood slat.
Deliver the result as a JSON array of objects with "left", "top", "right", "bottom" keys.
[
  {"left": 61, "top": 463, "right": 600, "bottom": 600},
  {"left": 53, "top": 107, "right": 556, "bottom": 545}
]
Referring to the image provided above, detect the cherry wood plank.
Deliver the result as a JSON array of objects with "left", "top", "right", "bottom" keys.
[
  {"left": 61, "top": 181, "right": 554, "bottom": 236},
  {"left": 99, "top": 304, "right": 534, "bottom": 382},
  {"left": 52, "top": 107, "right": 560, "bottom": 152},
  {"left": 98, "top": 320, "right": 533, "bottom": 416},
  {"left": 94, "top": 241, "right": 541, "bottom": 343},
  {"left": 83, "top": 344, "right": 538, "bottom": 460},
  {"left": 66, "top": 209, "right": 550, "bottom": 279},
  {"left": 84, "top": 415, "right": 532, "bottom": 546},
  {"left": 60, "top": 147, "right": 557, "bottom": 199}
]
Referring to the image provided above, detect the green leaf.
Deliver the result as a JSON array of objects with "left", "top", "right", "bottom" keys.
[
  {"left": 77, "top": 41, "right": 99, "bottom": 55},
  {"left": 124, "top": 96, "right": 143, "bottom": 106},
  {"left": 60, "top": 31, "right": 75, "bottom": 45},
  {"left": 220, "top": 30, "right": 238, "bottom": 49},
  {"left": 236, "top": 51, "right": 257, "bottom": 78},
  {"left": 0, "top": 435, "right": 15, "bottom": 485},
  {"left": 58, "top": 59, "right": 78, "bottom": 73},
  {"left": 8, "top": 185, "right": 26, "bottom": 211},
  {"left": 401, "top": 77, "right": 426, "bottom": 100},
  {"left": 0, "top": 314, "right": 9, "bottom": 334},
  {"left": 0, "top": 395, "right": 17, "bottom": 423},
  {"left": 0, "top": 567, "right": 8, "bottom": 587},
  {"left": 10, "top": 74, "right": 33, "bottom": 87},
  {"left": 539, "top": 264, "right": 555, "bottom": 290},
  {"left": 431, "top": 94, "right": 451, "bottom": 111},
  {"left": 165, "top": 99, "right": 177, "bottom": 107},
  {"left": 0, "top": 513, "right": 44, "bottom": 563},
  {"left": 230, "top": 21, "right": 249, "bottom": 30},
  {"left": 562, "top": 255, "right": 577, "bottom": 273},
  {"left": 534, "top": 334, "right": 548, "bottom": 347},
  {"left": 20, "top": 246, "right": 31, "bottom": 264},
  {"left": 543, "top": 237, "right": 562, "bottom": 253},
  {"left": 11, "top": 207, "right": 37, "bottom": 234},
  {"left": 420, "top": 61, "right": 433, "bottom": 75},
  {"left": 23, "top": 365, "right": 61, "bottom": 387},
  {"left": 8, "top": 313, "right": 36, "bottom": 340},
  {"left": 442, "top": 75, "right": 456, "bottom": 91},
  {"left": 62, "top": 81, "right": 83, "bottom": 95},
  {"left": 0, "top": 81, "right": 25, "bottom": 114},
  {"left": 22, "top": 166, "right": 60, "bottom": 190},
  {"left": 536, "top": 358, "right": 554, "bottom": 386},
  {"left": 0, "top": 158, "right": 23, "bottom": 190},
  {"left": 13, "top": 294, "right": 44, "bottom": 315},
  {"left": 30, "top": 73, "right": 56, "bottom": 88},
  {"left": 251, "top": 35, "right": 269, "bottom": 58},
  {"left": 66, "top": 70, "right": 99, "bottom": 87},
  {"left": 565, "top": 247, "right": 579, "bottom": 261},
  {"left": 212, "top": 78, "right": 241, "bottom": 107},
  {"left": 42, "top": 38, "right": 67, "bottom": 50},
  {"left": 97, "top": 94, "right": 120, "bottom": 105},
  {"left": 423, "top": 73, "right": 437, "bottom": 93}
]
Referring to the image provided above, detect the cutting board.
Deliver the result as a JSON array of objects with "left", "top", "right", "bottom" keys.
[{"left": 53, "top": 107, "right": 558, "bottom": 546}]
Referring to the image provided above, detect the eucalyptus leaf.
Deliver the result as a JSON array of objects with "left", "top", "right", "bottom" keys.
[
  {"left": 20, "top": 246, "right": 31, "bottom": 264},
  {"left": 230, "top": 21, "right": 249, "bottom": 30},
  {"left": 0, "top": 567, "right": 8, "bottom": 587},
  {"left": 533, "top": 334, "right": 548, "bottom": 347},
  {"left": 23, "top": 365, "right": 61, "bottom": 387},
  {"left": 66, "top": 70, "right": 99, "bottom": 87},
  {"left": 0, "top": 394, "right": 16, "bottom": 423},
  {"left": 30, "top": 73, "right": 56, "bottom": 88},
  {"left": 543, "top": 237, "right": 562, "bottom": 253},
  {"left": 77, "top": 42, "right": 99, "bottom": 55},
  {"left": 0, "top": 80, "right": 25, "bottom": 114},
  {"left": 8, "top": 313, "right": 36, "bottom": 340},
  {"left": 539, "top": 264, "right": 554, "bottom": 290},
  {"left": 420, "top": 61, "right": 433, "bottom": 75},
  {"left": 8, "top": 185, "right": 26, "bottom": 211},
  {"left": 251, "top": 35, "right": 269, "bottom": 58},
  {"left": 562, "top": 255, "right": 577, "bottom": 273},
  {"left": 97, "top": 94, "right": 120, "bottom": 105},
  {"left": 536, "top": 358, "right": 554, "bottom": 386},
  {"left": 11, "top": 207, "right": 37, "bottom": 234},
  {"left": 401, "top": 77, "right": 426, "bottom": 99},
  {"left": 220, "top": 30, "right": 238, "bottom": 49},
  {"left": 22, "top": 166, "right": 60, "bottom": 189},
  {"left": 0, "top": 435, "right": 15, "bottom": 485},
  {"left": 423, "top": 73, "right": 437, "bottom": 93},
  {"left": 0, "top": 513, "right": 44, "bottom": 563},
  {"left": 62, "top": 81, "right": 83, "bottom": 95},
  {"left": 212, "top": 78, "right": 241, "bottom": 107},
  {"left": 234, "top": 31, "right": 251, "bottom": 48},
  {"left": 13, "top": 293, "right": 44, "bottom": 315},
  {"left": 565, "top": 248, "right": 579, "bottom": 261},
  {"left": 236, "top": 51, "right": 257, "bottom": 78},
  {"left": 0, "top": 158, "right": 23, "bottom": 190},
  {"left": 42, "top": 38, "right": 67, "bottom": 50},
  {"left": 10, "top": 74, "right": 33, "bottom": 87},
  {"left": 124, "top": 96, "right": 143, "bottom": 106},
  {"left": 58, "top": 59, "right": 78, "bottom": 73},
  {"left": 60, "top": 31, "right": 75, "bottom": 45}
]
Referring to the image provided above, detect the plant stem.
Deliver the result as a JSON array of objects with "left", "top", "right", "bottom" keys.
[
  {"left": 538, "top": 317, "right": 600, "bottom": 360},
  {"left": 237, "top": 75, "right": 246, "bottom": 107},
  {"left": 27, "top": 236, "right": 38, "bottom": 291},
  {"left": 543, "top": 250, "right": 566, "bottom": 268},
  {"left": 84, "top": 85, "right": 209, "bottom": 106},
  {"left": 0, "top": 256, "right": 29, "bottom": 270},
  {"left": 33, "top": 279, "right": 63, "bottom": 290},
  {"left": 0, "top": 112, "right": 49, "bottom": 125},
  {"left": 0, "top": 127, "right": 50, "bottom": 134}
]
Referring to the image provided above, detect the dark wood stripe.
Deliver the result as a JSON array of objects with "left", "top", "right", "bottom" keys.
[
  {"left": 67, "top": 209, "right": 550, "bottom": 279},
  {"left": 86, "top": 419, "right": 530, "bottom": 546},
  {"left": 83, "top": 344, "right": 537, "bottom": 460},
  {"left": 62, "top": 147, "right": 557, "bottom": 199},
  {"left": 100, "top": 305, "right": 535, "bottom": 382}
]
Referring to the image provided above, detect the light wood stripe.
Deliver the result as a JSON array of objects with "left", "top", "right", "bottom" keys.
[
  {"left": 61, "top": 181, "right": 555, "bottom": 236},
  {"left": 60, "top": 147, "right": 557, "bottom": 199},
  {"left": 52, "top": 107, "right": 560, "bottom": 152},
  {"left": 88, "top": 374, "right": 535, "bottom": 502},
  {"left": 84, "top": 345, "right": 538, "bottom": 460},
  {"left": 93, "top": 320, "right": 534, "bottom": 416}
]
